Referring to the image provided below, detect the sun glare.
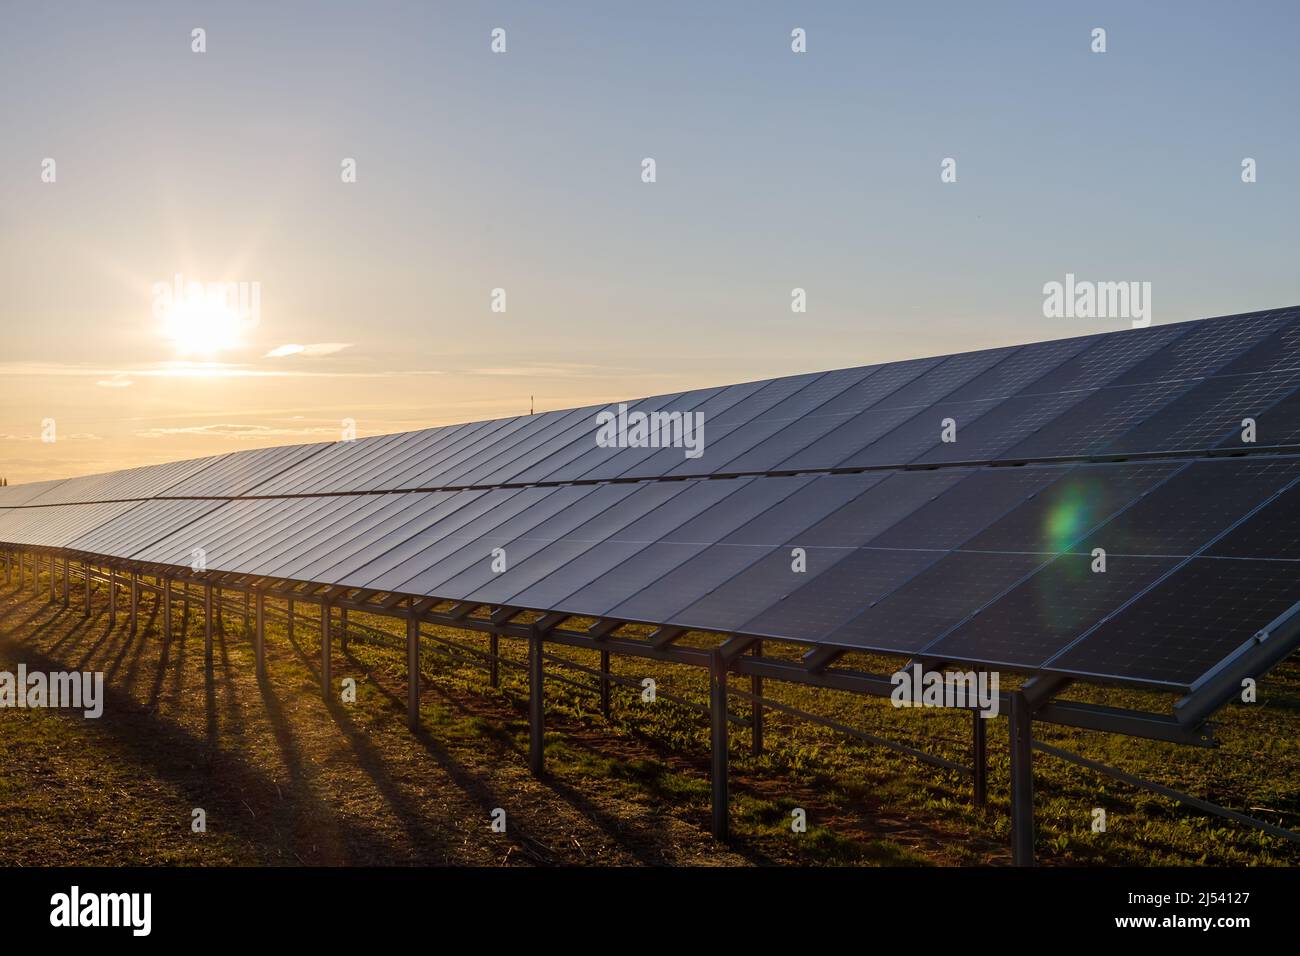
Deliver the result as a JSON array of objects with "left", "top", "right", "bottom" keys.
[{"left": 161, "top": 298, "right": 244, "bottom": 356}]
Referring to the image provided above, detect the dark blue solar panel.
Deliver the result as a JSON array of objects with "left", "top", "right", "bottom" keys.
[
  {"left": 914, "top": 324, "right": 1189, "bottom": 465},
  {"left": 866, "top": 466, "right": 1066, "bottom": 551},
  {"left": 1074, "top": 457, "right": 1300, "bottom": 557},
  {"left": 1046, "top": 557, "right": 1300, "bottom": 687},
  {"left": 961, "top": 462, "right": 1180, "bottom": 554},
  {"left": 737, "top": 548, "right": 939, "bottom": 641},
  {"left": 824, "top": 550, "right": 1050, "bottom": 654},
  {"left": 757, "top": 359, "right": 944, "bottom": 472},
  {"left": 1206, "top": 470, "right": 1300, "bottom": 560},
  {"left": 924, "top": 553, "right": 1179, "bottom": 668}
]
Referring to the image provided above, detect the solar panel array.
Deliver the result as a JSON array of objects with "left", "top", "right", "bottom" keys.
[{"left": 4, "top": 306, "right": 1300, "bottom": 692}]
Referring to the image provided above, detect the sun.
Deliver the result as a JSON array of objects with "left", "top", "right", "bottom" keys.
[{"left": 161, "top": 297, "right": 244, "bottom": 356}]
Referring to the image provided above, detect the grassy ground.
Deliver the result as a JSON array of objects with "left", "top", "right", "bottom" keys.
[{"left": 0, "top": 571, "right": 1296, "bottom": 866}]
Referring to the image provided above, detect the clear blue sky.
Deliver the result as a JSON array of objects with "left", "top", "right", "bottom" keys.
[{"left": 1, "top": 0, "right": 1297, "bottom": 481}]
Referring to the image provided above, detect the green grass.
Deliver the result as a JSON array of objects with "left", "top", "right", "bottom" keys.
[
  {"left": 2, "top": 573, "right": 1297, "bottom": 866},
  {"left": 339, "top": 608, "right": 1300, "bottom": 866}
]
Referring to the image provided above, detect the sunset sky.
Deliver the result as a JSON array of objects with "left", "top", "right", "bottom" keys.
[{"left": 2, "top": 0, "right": 1297, "bottom": 484}]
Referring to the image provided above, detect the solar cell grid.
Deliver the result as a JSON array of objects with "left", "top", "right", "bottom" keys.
[
  {"left": 1074, "top": 457, "right": 1300, "bottom": 557},
  {"left": 343, "top": 420, "right": 503, "bottom": 492},
  {"left": 330, "top": 487, "right": 555, "bottom": 588},
  {"left": 737, "top": 547, "right": 939, "bottom": 642},
  {"left": 377, "top": 485, "right": 602, "bottom": 595},
  {"left": 434, "top": 405, "right": 599, "bottom": 488},
  {"left": 1046, "top": 557, "right": 1300, "bottom": 687},
  {"left": 161, "top": 442, "right": 330, "bottom": 498},
  {"left": 429, "top": 482, "right": 642, "bottom": 599},
  {"left": 1105, "top": 368, "right": 1300, "bottom": 455},
  {"left": 825, "top": 550, "right": 1050, "bottom": 654},
  {"left": 501, "top": 477, "right": 749, "bottom": 610},
  {"left": 274, "top": 492, "right": 465, "bottom": 582},
  {"left": 566, "top": 382, "right": 748, "bottom": 481},
  {"left": 866, "top": 465, "right": 1066, "bottom": 551},
  {"left": 961, "top": 462, "right": 1181, "bottom": 554},
  {"left": 1207, "top": 476, "right": 1300, "bottom": 560},
  {"left": 924, "top": 553, "right": 1179, "bottom": 668},
  {"left": 531, "top": 386, "right": 728, "bottom": 484},
  {"left": 304, "top": 490, "right": 504, "bottom": 584},
  {"left": 685, "top": 366, "right": 878, "bottom": 475},
  {"left": 2, "top": 307, "right": 1299, "bottom": 696},
  {"left": 1105, "top": 310, "right": 1290, "bottom": 388},
  {"left": 476, "top": 393, "right": 688, "bottom": 486},
  {"left": 464, "top": 482, "right": 690, "bottom": 606}
]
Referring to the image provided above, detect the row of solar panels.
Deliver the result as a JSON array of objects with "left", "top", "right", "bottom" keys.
[
  {"left": 4, "top": 307, "right": 1300, "bottom": 509},
  {"left": 4, "top": 453, "right": 1299, "bottom": 690}
]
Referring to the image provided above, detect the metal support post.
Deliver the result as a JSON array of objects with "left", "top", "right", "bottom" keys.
[
  {"left": 529, "top": 627, "right": 544, "bottom": 775},
  {"left": 710, "top": 649, "right": 730, "bottom": 841},
  {"left": 406, "top": 615, "right": 419, "bottom": 728},
  {"left": 1010, "top": 691, "right": 1035, "bottom": 866}
]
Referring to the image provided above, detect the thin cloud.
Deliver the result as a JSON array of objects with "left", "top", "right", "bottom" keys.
[
  {"left": 1, "top": 432, "right": 101, "bottom": 442},
  {"left": 265, "top": 342, "right": 352, "bottom": 358},
  {"left": 0, "top": 360, "right": 437, "bottom": 380},
  {"left": 135, "top": 423, "right": 343, "bottom": 440}
]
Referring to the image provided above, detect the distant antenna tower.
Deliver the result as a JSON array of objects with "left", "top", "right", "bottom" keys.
[{"left": 530, "top": 395, "right": 534, "bottom": 415}]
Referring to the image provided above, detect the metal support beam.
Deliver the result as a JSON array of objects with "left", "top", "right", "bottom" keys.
[
  {"left": 204, "top": 583, "right": 213, "bottom": 664},
  {"left": 489, "top": 633, "right": 499, "bottom": 688},
  {"left": 320, "top": 600, "right": 331, "bottom": 700},
  {"left": 61, "top": 557, "right": 69, "bottom": 606},
  {"left": 129, "top": 572, "right": 138, "bottom": 633},
  {"left": 163, "top": 578, "right": 172, "bottom": 639},
  {"left": 48, "top": 554, "right": 55, "bottom": 603},
  {"left": 529, "top": 627, "right": 544, "bottom": 775},
  {"left": 243, "top": 589, "right": 250, "bottom": 635},
  {"left": 599, "top": 648, "right": 611, "bottom": 719},
  {"left": 972, "top": 711, "right": 987, "bottom": 807},
  {"left": 339, "top": 606, "right": 349, "bottom": 649},
  {"left": 108, "top": 569, "right": 116, "bottom": 626},
  {"left": 751, "top": 640, "right": 764, "bottom": 756},
  {"left": 1009, "top": 691, "right": 1035, "bottom": 866},
  {"left": 406, "top": 615, "right": 419, "bottom": 729},
  {"left": 710, "top": 649, "right": 729, "bottom": 841},
  {"left": 254, "top": 590, "right": 265, "bottom": 677},
  {"left": 83, "top": 562, "right": 91, "bottom": 617}
]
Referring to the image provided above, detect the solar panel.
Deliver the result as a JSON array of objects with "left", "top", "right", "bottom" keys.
[
  {"left": 377, "top": 484, "right": 605, "bottom": 595},
  {"left": 0, "top": 478, "right": 67, "bottom": 507},
  {"left": 26, "top": 455, "right": 223, "bottom": 506},
  {"left": 961, "top": 462, "right": 1181, "bottom": 554},
  {"left": 825, "top": 550, "right": 1051, "bottom": 654},
  {"left": 760, "top": 359, "right": 946, "bottom": 472},
  {"left": 605, "top": 473, "right": 874, "bottom": 622},
  {"left": 0, "top": 501, "right": 138, "bottom": 549},
  {"left": 501, "top": 478, "right": 748, "bottom": 611},
  {"left": 1206, "top": 472, "right": 1300, "bottom": 559},
  {"left": 69, "top": 498, "right": 229, "bottom": 559},
  {"left": 1046, "top": 557, "right": 1300, "bottom": 687},
  {"left": 321, "top": 487, "right": 556, "bottom": 587},
  {"left": 159, "top": 442, "right": 331, "bottom": 498},
  {"left": 923, "top": 553, "right": 1180, "bottom": 669},
  {"left": 1074, "top": 457, "right": 1300, "bottom": 556},
  {"left": 914, "top": 323, "right": 1189, "bottom": 465},
  {"left": 667, "top": 472, "right": 959, "bottom": 630},
  {"left": 866, "top": 465, "right": 1065, "bottom": 551},
  {"left": 847, "top": 338, "right": 1092, "bottom": 468},
  {"left": 671, "top": 366, "right": 877, "bottom": 476},
  {"left": 3, "top": 306, "right": 1300, "bottom": 695},
  {"left": 737, "top": 547, "right": 939, "bottom": 642}
]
